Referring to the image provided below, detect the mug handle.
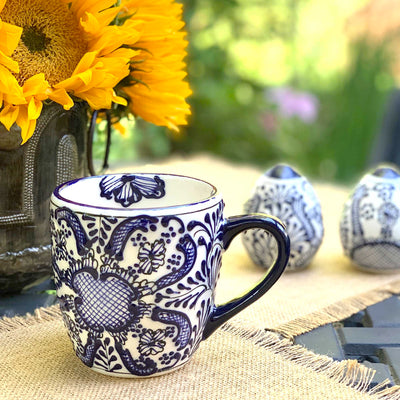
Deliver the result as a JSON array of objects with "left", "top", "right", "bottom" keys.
[{"left": 202, "top": 214, "right": 290, "bottom": 340}]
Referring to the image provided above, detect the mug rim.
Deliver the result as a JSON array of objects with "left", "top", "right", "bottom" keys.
[{"left": 51, "top": 172, "right": 222, "bottom": 216}]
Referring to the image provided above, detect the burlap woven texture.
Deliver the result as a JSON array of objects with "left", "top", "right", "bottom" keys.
[
  {"left": 0, "top": 309, "right": 394, "bottom": 400},
  {"left": 2, "top": 155, "right": 400, "bottom": 399}
]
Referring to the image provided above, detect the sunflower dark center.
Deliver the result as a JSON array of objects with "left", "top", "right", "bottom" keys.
[
  {"left": 0, "top": 0, "right": 88, "bottom": 86},
  {"left": 21, "top": 25, "right": 50, "bottom": 53}
]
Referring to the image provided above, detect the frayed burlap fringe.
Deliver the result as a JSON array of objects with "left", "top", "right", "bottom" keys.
[
  {"left": 275, "top": 279, "right": 400, "bottom": 340},
  {"left": 222, "top": 324, "right": 400, "bottom": 400},
  {"left": 221, "top": 278, "right": 400, "bottom": 399},
  {"left": 0, "top": 304, "right": 61, "bottom": 332}
]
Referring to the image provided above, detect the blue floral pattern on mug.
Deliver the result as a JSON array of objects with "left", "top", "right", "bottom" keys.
[
  {"left": 99, "top": 174, "right": 166, "bottom": 207},
  {"left": 138, "top": 240, "right": 166, "bottom": 274},
  {"left": 50, "top": 201, "right": 225, "bottom": 376}
]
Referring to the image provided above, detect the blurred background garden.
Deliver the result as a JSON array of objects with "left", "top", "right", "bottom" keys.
[{"left": 93, "top": 0, "right": 400, "bottom": 184}]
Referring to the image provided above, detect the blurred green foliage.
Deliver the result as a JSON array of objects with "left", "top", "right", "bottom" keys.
[
  {"left": 314, "top": 40, "right": 394, "bottom": 182},
  {"left": 262, "top": 39, "right": 394, "bottom": 183},
  {"left": 94, "top": 0, "right": 396, "bottom": 184}
]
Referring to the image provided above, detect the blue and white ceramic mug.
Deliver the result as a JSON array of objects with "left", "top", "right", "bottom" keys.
[{"left": 50, "top": 173, "right": 290, "bottom": 377}]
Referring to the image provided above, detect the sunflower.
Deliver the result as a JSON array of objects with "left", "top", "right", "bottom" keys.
[{"left": 0, "top": 0, "right": 191, "bottom": 143}]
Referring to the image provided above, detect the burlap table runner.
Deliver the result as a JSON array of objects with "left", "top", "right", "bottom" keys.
[
  {"left": 0, "top": 309, "right": 396, "bottom": 400},
  {"left": 2, "top": 154, "right": 400, "bottom": 399}
]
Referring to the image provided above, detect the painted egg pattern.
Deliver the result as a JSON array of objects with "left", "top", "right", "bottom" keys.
[
  {"left": 243, "top": 164, "right": 324, "bottom": 271},
  {"left": 340, "top": 166, "right": 400, "bottom": 272}
]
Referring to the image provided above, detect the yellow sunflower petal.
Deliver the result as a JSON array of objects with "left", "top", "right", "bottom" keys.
[
  {"left": 22, "top": 73, "right": 50, "bottom": 98},
  {"left": 67, "top": 0, "right": 117, "bottom": 21},
  {"left": 27, "top": 97, "right": 44, "bottom": 121},
  {"left": 0, "top": 49, "right": 19, "bottom": 73},
  {"left": 56, "top": 50, "right": 132, "bottom": 109},
  {"left": 81, "top": 7, "right": 123, "bottom": 37},
  {"left": 112, "top": 93, "right": 128, "bottom": 107},
  {"left": 17, "top": 107, "right": 37, "bottom": 144},
  {"left": 71, "top": 51, "right": 97, "bottom": 77},
  {"left": 113, "top": 121, "right": 126, "bottom": 135},
  {"left": 48, "top": 88, "right": 74, "bottom": 110},
  {"left": 120, "top": 0, "right": 192, "bottom": 131},
  {"left": 0, "top": 20, "right": 22, "bottom": 57},
  {"left": 80, "top": 12, "right": 101, "bottom": 35},
  {"left": 104, "top": 47, "right": 140, "bottom": 60},
  {"left": 92, "top": 6, "right": 123, "bottom": 28},
  {"left": 0, "top": 65, "right": 25, "bottom": 104},
  {"left": 88, "top": 25, "right": 141, "bottom": 56},
  {"left": 78, "top": 87, "right": 112, "bottom": 109},
  {"left": 0, "top": 104, "right": 19, "bottom": 130},
  {"left": 125, "top": 81, "right": 191, "bottom": 132}
]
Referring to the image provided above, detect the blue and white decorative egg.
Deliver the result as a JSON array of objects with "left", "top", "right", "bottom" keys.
[
  {"left": 340, "top": 165, "right": 400, "bottom": 272},
  {"left": 242, "top": 164, "right": 324, "bottom": 271}
]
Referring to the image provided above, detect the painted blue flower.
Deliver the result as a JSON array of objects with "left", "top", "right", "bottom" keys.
[
  {"left": 100, "top": 174, "right": 165, "bottom": 207},
  {"left": 378, "top": 202, "right": 399, "bottom": 230},
  {"left": 360, "top": 203, "right": 375, "bottom": 220},
  {"left": 52, "top": 230, "right": 68, "bottom": 261},
  {"left": 138, "top": 240, "right": 166, "bottom": 274},
  {"left": 375, "top": 183, "right": 395, "bottom": 202},
  {"left": 138, "top": 329, "right": 166, "bottom": 356}
]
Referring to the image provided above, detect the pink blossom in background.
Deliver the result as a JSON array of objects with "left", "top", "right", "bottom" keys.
[{"left": 266, "top": 86, "right": 319, "bottom": 124}]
